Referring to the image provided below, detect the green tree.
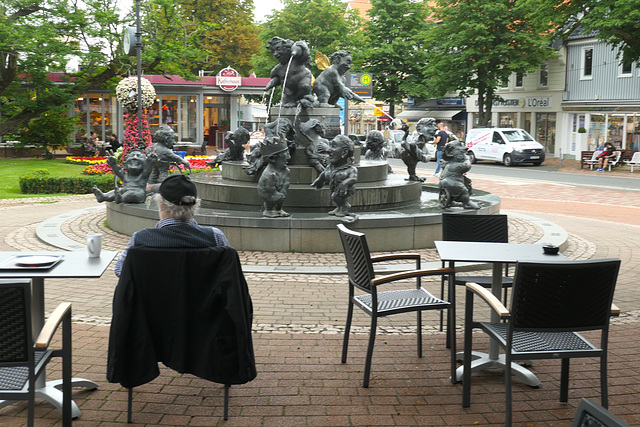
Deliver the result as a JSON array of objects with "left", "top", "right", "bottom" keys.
[
  {"left": 176, "top": 0, "right": 260, "bottom": 76},
  {"left": 252, "top": 0, "right": 364, "bottom": 85},
  {"left": 423, "top": 0, "right": 557, "bottom": 127},
  {"left": 522, "top": 0, "right": 640, "bottom": 62},
  {"left": 14, "top": 106, "right": 79, "bottom": 158},
  {"left": 359, "top": 0, "right": 430, "bottom": 118},
  {"left": 0, "top": 0, "right": 257, "bottom": 138}
]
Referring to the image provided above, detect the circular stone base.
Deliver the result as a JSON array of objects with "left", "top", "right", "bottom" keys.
[{"left": 106, "top": 186, "right": 501, "bottom": 252}]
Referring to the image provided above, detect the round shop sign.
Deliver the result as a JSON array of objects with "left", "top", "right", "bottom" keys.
[{"left": 217, "top": 67, "right": 242, "bottom": 92}]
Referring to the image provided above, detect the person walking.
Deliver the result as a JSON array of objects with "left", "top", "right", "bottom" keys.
[{"left": 433, "top": 122, "right": 449, "bottom": 176}]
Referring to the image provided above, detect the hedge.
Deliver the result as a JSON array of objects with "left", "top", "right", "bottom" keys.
[{"left": 19, "top": 169, "right": 115, "bottom": 194}]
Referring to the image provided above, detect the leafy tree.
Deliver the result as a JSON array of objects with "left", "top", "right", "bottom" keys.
[
  {"left": 423, "top": 0, "right": 557, "bottom": 127},
  {"left": 0, "top": 0, "right": 258, "bottom": 138},
  {"left": 359, "top": 0, "right": 430, "bottom": 118},
  {"left": 14, "top": 106, "right": 79, "bottom": 158},
  {"left": 252, "top": 0, "right": 365, "bottom": 89},
  {"left": 176, "top": 0, "right": 260, "bottom": 76},
  {"left": 521, "top": 0, "right": 640, "bottom": 62}
]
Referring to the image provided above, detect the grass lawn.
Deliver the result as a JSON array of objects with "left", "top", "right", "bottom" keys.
[{"left": 0, "top": 158, "right": 91, "bottom": 199}]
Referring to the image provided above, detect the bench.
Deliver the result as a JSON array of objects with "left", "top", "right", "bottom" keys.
[
  {"left": 582, "top": 150, "right": 603, "bottom": 170},
  {"left": 624, "top": 151, "right": 640, "bottom": 172}
]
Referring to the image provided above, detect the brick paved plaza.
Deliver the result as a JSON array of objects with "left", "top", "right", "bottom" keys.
[{"left": 1, "top": 168, "right": 639, "bottom": 426}]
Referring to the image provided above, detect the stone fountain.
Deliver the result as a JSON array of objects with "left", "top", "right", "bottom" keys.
[{"left": 105, "top": 39, "right": 498, "bottom": 252}]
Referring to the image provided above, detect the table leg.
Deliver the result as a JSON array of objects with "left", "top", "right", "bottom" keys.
[{"left": 456, "top": 263, "right": 541, "bottom": 386}]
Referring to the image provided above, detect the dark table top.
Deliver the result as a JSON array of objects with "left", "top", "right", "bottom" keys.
[{"left": 434, "top": 241, "right": 568, "bottom": 263}]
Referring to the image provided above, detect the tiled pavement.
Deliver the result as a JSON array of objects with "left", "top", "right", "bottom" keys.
[{"left": 1, "top": 169, "right": 640, "bottom": 426}]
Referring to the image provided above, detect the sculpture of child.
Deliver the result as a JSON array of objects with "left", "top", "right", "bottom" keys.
[
  {"left": 206, "top": 127, "right": 250, "bottom": 168},
  {"left": 145, "top": 125, "right": 191, "bottom": 184},
  {"left": 257, "top": 137, "right": 291, "bottom": 218},
  {"left": 300, "top": 118, "right": 330, "bottom": 173},
  {"left": 400, "top": 117, "right": 435, "bottom": 182},
  {"left": 93, "top": 149, "right": 157, "bottom": 204},
  {"left": 311, "top": 134, "right": 358, "bottom": 219},
  {"left": 313, "top": 50, "right": 364, "bottom": 107},
  {"left": 264, "top": 37, "right": 315, "bottom": 108}
]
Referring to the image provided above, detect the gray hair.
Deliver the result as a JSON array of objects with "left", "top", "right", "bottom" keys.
[{"left": 155, "top": 192, "right": 200, "bottom": 221}]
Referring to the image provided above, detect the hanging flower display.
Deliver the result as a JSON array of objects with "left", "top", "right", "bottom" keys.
[
  {"left": 121, "top": 111, "right": 153, "bottom": 156},
  {"left": 115, "top": 76, "right": 156, "bottom": 112}
]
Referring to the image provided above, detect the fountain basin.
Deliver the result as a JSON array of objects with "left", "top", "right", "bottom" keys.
[{"left": 106, "top": 185, "right": 500, "bottom": 252}]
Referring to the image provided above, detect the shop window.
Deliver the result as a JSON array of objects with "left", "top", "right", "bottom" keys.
[{"left": 536, "top": 113, "right": 556, "bottom": 153}]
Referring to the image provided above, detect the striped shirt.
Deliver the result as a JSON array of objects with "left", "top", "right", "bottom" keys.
[{"left": 114, "top": 217, "right": 229, "bottom": 276}]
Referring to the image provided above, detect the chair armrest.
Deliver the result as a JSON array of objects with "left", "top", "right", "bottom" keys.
[
  {"left": 611, "top": 303, "right": 620, "bottom": 316},
  {"left": 35, "top": 303, "right": 71, "bottom": 348},
  {"left": 371, "top": 253, "right": 420, "bottom": 263},
  {"left": 465, "top": 282, "right": 509, "bottom": 318},
  {"left": 373, "top": 267, "right": 455, "bottom": 286}
]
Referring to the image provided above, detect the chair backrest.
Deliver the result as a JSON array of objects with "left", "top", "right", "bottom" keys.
[
  {"left": 0, "top": 280, "right": 33, "bottom": 365},
  {"left": 591, "top": 150, "right": 603, "bottom": 161},
  {"left": 337, "top": 224, "right": 376, "bottom": 293},
  {"left": 572, "top": 397, "right": 630, "bottom": 427},
  {"left": 442, "top": 213, "right": 508, "bottom": 243},
  {"left": 510, "top": 259, "right": 620, "bottom": 331},
  {"left": 631, "top": 152, "right": 640, "bottom": 163}
]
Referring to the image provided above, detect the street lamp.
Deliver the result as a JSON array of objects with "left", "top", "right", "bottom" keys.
[{"left": 123, "top": 0, "right": 143, "bottom": 149}]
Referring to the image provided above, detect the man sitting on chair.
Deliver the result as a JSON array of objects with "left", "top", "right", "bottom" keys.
[{"left": 114, "top": 174, "right": 229, "bottom": 276}]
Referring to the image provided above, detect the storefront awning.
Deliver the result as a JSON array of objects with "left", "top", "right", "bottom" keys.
[{"left": 396, "top": 109, "right": 463, "bottom": 121}]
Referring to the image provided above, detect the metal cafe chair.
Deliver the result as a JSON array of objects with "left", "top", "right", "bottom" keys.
[
  {"left": 462, "top": 259, "right": 621, "bottom": 427},
  {"left": 572, "top": 397, "right": 630, "bottom": 427},
  {"left": 440, "top": 213, "right": 512, "bottom": 331},
  {"left": 337, "top": 224, "right": 455, "bottom": 388},
  {"left": 0, "top": 279, "right": 72, "bottom": 427}
]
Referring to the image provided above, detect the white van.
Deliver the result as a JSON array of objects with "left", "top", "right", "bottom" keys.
[{"left": 465, "top": 128, "right": 545, "bottom": 166}]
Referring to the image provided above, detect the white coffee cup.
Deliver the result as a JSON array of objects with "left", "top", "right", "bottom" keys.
[{"left": 87, "top": 233, "right": 102, "bottom": 258}]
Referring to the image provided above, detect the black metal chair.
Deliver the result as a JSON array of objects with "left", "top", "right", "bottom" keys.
[
  {"left": 440, "top": 213, "right": 512, "bottom": 330},
  {"left": 462, "top": 259, "right": 621, "bottom": 427},
  {"left": 0, "top": 279, "right": 72, "bottom": 427},
  {"left": 572, "top": 397, "right": 630, "bottom": 427},
  {"left": 337, "top": 224, "right": 456, "bottom": 388}
]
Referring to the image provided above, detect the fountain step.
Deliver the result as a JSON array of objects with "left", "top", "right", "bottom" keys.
[
  {"left": 220, "top": 160, "right": 389, "bottom": 184},
  {"left": 193, "top": 172, "right": 423, "bottom": 211}
]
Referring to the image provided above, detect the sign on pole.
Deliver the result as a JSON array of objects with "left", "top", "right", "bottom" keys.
[{"left": 347, "top": 73, "right": 373, "bottom": 98}]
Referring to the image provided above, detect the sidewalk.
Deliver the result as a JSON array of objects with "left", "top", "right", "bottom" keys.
[{"left": 1, "top": 178, "right": 639, "bottom": 425}]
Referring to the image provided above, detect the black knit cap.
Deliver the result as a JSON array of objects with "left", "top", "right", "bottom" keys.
[{"left": 159, "top": 174, "right": 197, "bottom": 206}]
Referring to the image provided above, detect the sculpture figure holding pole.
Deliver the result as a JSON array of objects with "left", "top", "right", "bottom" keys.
[{"left": 400, "top": 117, "right": 436, "bottom": 182}]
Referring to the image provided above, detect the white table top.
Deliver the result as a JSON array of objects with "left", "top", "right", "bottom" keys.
[
  {"left": 0, "top": 250, "right": 117, "bottom": 279},
  {"left": 435, "top": 241, "right": 567, "bottom": 263}
]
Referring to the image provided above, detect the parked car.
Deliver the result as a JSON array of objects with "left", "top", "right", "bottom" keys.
[
  {"left": 465, "top": 128, "right": 545, "bottom": 166},
  {"left": 248, "top": 131, "right": 264, "bottom": 152}
]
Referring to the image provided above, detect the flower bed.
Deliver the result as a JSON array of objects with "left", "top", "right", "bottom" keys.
[
  {"left": 80, "top": 155, "right": 216, "bottom": 175},
  {"left": 66, "top": 156, "right": 107, "bottom": 165}
]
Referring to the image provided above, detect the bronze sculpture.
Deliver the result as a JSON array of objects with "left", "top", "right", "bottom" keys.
[
  {"left": 206, "top": 127, "right": 250, "bottom": 168},
  {"left": 264, "top": 37, "right": 315, "bottom": 109},
  {"left": 244, "top": 118, "right": 296, "bottom": 176},
  {"left": 93, "top": 150, "right": 157, "bottom": 204},
  {"left": 311, "top": 135, "right": 357, "bottom": 220},
  {"left": 313, "top": 50, "right": 364, "bottom": 107},
  {"left": 400, "top": 117, "right": 435, "bottom": 182},
  {"left": 300, "top": 119, "right": 330, "bottom": 173},
  {"left": 438, "top": 139, "right": 481, "bottom": 210},
  {"left": 257, "top": 137, "right": 292, "bottom": 218},
  {"left": 146, "top": 125, "right": 191, "bottom": 184}
]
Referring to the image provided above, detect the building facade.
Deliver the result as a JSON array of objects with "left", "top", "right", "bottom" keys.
[{"left": 72, "top": 73, "right": 270, "bottom": 150}]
